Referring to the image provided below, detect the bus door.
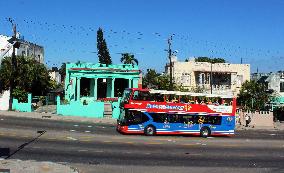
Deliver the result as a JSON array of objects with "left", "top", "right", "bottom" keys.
[
  {"left": 149, "top": 113, "right": 172, "bottom": 132},
  {"left": 126, "top": 110, "right": 149, "bottom": 132}
]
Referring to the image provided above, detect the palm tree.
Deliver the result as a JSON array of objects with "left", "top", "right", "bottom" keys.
[{"left": 120, "top": 53, "right": 138, "bottom": 65}]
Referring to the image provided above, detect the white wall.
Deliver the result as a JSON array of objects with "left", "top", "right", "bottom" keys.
[
  {"left": 49, "top": 71, "right": 61, "bottom": 84},
  {"left": 0, "top": 34, "right": 44, "bottom": 63},
  {"left": 0, "top": 90, "right": 10, "bottom": 110}
]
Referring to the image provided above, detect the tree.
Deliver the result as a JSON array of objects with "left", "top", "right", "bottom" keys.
[
  {"left": 120, "top": 53, "right": 138, "bottom": 65},
  {"left": 142, "top": 69, "right": 159, "bottom": 88},
  {"left": 142, "top": 69, "right": 188, "bottom": 91},
  {"left": 237, "top": 80, "right": 274, "bottom": 111},
  {"left": 59, "top": 62, "right": 66, "bottom": 83},
  {"left": 0, "top": 56, "right": 53, "bottom": 101},
  {"left": 195, "top": 57, "right": 226, "bottom": 63},
  {"left": 97, "top": 27, "right": 112, "bottom": 65}
]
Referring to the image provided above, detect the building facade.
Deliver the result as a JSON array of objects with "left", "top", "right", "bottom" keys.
[
  {"left": 56, "top": 62, "right": 141, "bottom": 118},
  {"left": 165, "top": 58, "right": 250, "bottom": 96},
  {"left": 251, "top": 72, "right": 284, "bottom": 104},
  {"left": 49, "top": 67, "right": 62, "bottom": 85},
  {"left": 0, "top": 34, "right": 44, "bottom": 63}
]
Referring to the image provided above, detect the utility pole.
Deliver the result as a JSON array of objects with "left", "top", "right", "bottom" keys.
[
  {"left": 168, "top": 35, "right": 173, "bottom": 91},
  {"left": 210, "top": 62, "right": 213, "bottom": 94},
  {"left": 8, "top": 18, "right": 17, "bottom": 110}
]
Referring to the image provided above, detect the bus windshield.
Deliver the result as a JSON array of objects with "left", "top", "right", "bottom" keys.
[
  {"left": 121, "top": 89, "right": 131, "bottom": 104},
  {"left": 132, "top": 90, "right": 155, "bottom": 101}
]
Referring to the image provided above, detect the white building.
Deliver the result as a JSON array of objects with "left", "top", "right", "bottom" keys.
[
  {"left": 49, "top": 67, "right": 62, "bottom": 85},
  {"left": 165, "top": 57, "right": 250, "bottom": 96},
  {"left": 0, "top": 34, "right": 44, "bottom": 63},
  {"left": 0, "top": 34, "right": 45, "bottom": 110}
]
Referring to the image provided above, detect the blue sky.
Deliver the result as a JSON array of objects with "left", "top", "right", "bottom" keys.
[{"left": 0, "top": 0, "right": 283, "bottom": 73}]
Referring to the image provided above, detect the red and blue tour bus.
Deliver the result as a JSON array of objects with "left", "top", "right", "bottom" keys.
[{"left": 117, "top": 88, "right": 236, "bottom": 137}]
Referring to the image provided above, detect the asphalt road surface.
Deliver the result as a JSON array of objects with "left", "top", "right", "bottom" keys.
[{"left": 0, "top": 115, "right": 283, "bottom": 173}]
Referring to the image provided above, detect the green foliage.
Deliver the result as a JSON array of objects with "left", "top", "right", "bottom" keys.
[
  {"left": 12, "top": 86, "right": 28, "bottom": 102},
  {"left": 195, "top": 57, "right": 226, "bottom": 63},
  {"left": 237, "top": 80, "right": 274, "bottom": 111},
  {"left": 120, "top": 53, "right": 138, "bottom": 65},
  {"left": 0, "top": 56, "right": 53, "bottom": 99},
  {"left": 97, "top": 27, "right": 112, "bottom": 65},
  {"left": 142, "top": 69, "right": 159, "bottom": 89},
  {"left": 142, "top": 69, "right": 188, "bottom": 91}
]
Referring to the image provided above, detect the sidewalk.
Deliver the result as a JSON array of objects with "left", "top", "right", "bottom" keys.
[
  {"left": 0, "top": 159, "right": 78, "bottom": 173},
  {"left": 235, "top": 121, "right": 284, "bottom": 131},
  {"left": 0, "top": 110, "right": 117, "bottom": 125}
]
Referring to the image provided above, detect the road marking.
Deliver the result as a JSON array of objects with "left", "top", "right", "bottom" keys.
[
  {"left": 0, "top": 119, "right": 4, "bottom": 120},
  {"left": 269, "top": 134, "right": 276, "bottom": 136},
  {"left": 78, "top": 150, "right": 88, "bottom": 152},
  {"left": 146, "top": 142, "right": 163, "bottom": 145},
  {"left": 80, "top": 136, "right": 93, "bottom": 139},
  {"left": 7, "top": 133, "right": 16, "bottom": 136},
  {"left": 66, "top": 137, "right": 77, "bottom": 141},
  {"left": 182, "top": 144, "right": 197, "bottom": 146},
  {"left": 80, "top": 139, "right": 92, "bottom": 142}
]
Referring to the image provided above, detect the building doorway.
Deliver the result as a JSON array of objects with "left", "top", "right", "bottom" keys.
[
  {"left": 114, "top": 78, "right": 129, "bottom": 97},
  {"left": 97, "top": 78, "right": 107, "bottom": 98}
]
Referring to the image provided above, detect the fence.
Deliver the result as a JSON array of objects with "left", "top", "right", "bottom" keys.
[
  {"left": 12, "top": 94, "right": 32, "bottom": 112},
  {"left": 238, "top": 110, "right": 273, "bottom": 127}
]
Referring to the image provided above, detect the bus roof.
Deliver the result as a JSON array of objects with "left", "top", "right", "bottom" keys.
[{"left": 148, "top": 89, "right": 234, "bottom": 98}]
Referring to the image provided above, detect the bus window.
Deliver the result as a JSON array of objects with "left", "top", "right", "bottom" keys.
[
  {"left": 167, "top": 114, "right": 181, "bottom": 123},
  {"left": 181, "top": 115, "right": 195, "bottom": 124},
  {"left": 208, "top": 116, "right": 222, "bottom": 125},
  {"left": 132, "top": 91, "right": 154, "bottom": 101},
  {"left": 125, "top": 110, "right": 149, "bottom": 125},
  {"left": 149, "top": 113, "right": 167, "bottom": 123}
]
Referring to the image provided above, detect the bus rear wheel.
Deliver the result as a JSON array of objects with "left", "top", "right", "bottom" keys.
[
  {"left": 144, "top": 125, "right": 156, "bottom": 136},
  {"left": 200, "top": 127, "right": 211, "bottom": 138}
]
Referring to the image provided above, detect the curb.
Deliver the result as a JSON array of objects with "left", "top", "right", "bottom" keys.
[{"left": 0, "top": 110, "right": 117, "bottom": 125}]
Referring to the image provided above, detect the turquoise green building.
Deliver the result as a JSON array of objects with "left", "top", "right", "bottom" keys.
[{"left": 57, "top": 62, "right": 141, "bottom": 118}]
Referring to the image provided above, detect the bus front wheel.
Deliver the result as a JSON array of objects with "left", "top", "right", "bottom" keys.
[
  {"left": 144, "top": 125, "right": 156, "bottom": 136},
  {"left": 200, "top": 127, "right": 211, "bottom": 138}
]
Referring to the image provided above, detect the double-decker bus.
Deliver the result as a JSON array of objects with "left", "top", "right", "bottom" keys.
[{"left": 117, "top": 88, "right": 236, "bottom": 137}]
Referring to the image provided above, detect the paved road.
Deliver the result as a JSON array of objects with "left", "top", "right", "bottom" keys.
[{"left": 0, "top": 115, "right": 283, "bottom": 173}]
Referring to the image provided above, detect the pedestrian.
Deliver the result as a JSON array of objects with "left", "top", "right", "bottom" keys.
[{"left": 245, "top": 114, "right": 250, "bottom": 127}]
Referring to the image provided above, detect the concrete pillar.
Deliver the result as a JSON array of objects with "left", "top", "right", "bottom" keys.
[
  {"left": 94, "top": 78, "right": 98, "bottom": 100},
  {"left": 111, "top": 78, "right": 115, "bottom": 98},
  {"left": 90, "top": 79, "right": 94, "bottom": 97},
  {"left": 76, "top": 78, "right": 81, "bottom": 101},
  {"left": 128, "top": 79, "right": 132, "bottom": 88},
  {"left": 132, "top": 78, "right": 138, "bottom": 88}
]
